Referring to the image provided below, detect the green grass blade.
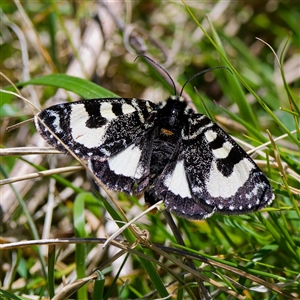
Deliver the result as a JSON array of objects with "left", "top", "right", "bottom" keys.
[
  {"left": 17, "top": 74, "right": 118, "bottom": 99},
  {"left": 74, "top": 193, "right": 90, "bottom": 300},
  {"left": 92, "top": 271, "right": 105, "bottom": 300},
  {"left": 48, "top": 245, "right": 56, "bottom": 299},
  {"left": 207, "top": 17, "right": 258, "bottom": 128}
]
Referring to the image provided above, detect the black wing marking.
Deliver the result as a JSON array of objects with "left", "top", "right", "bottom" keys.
[
  {"left": 34, "top": 98, "right": 157, "bottom": 160},
  {"left": 182, "top": 114, "right": 274, "bottom": 214}
]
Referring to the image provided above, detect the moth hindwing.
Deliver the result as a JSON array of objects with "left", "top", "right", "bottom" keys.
[{"left": 35, "top": 95, "right": 274, "bottom": 220}]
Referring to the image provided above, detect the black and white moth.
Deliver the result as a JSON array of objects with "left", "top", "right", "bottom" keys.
[{"left": 34, "top": 92, "right": 274, "bottom": 220}]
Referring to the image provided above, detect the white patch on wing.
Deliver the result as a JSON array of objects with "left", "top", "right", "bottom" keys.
[
  {"left": 134, "top": 164, "right": 145, "bottom": 179},
  {"left": 206, "top": 158, "right": 254, "bottom": 198},
  {"left": 164, "top": 160, "right": 192, "bottom": 198},
  {"left": 70, "top": 104, "right": 107, "bottom": 148},
  {"left": 190, "top": 115, "right": 206, "bottom": 125},
  {"left": 100, "top": 148, "right": 111, "bottom": 156},
  {"left": 182, "top": 118, "right": 214, "bottom": 140},
  {"left": 146, "top": 101, "right": 154, "bottom": 113},
  {"left": 48, "top": 110, "right": 63, "bottom": 133},
  {"left": 121, "top": 103, "right": 136, "bottom": 115},
  {"left": 100, "top": 102, "right": 118, "bottom": 119},
  {"left": 192, "top": 186, "right": 203, "bottom": 194},
  {"left": 108, "top": 144, "right": 142, "bottom": 177},
  {"left": 212, "top": 141, "right": 234, "bottom": 159},
  {"left": 204, "top": 130, "right": 217, "bottom": 143},
  {"left": 131, "top": 99, "right": 145, "bottom": 123}
]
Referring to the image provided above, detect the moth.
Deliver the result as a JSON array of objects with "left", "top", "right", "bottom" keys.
[{"left": 34, "top": 67, "right": 274, "bottom": 220}]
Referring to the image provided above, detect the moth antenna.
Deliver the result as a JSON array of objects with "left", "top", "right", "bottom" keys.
[
  {"left": 134, "top": 54, "right": 177, "bottom": 95},
  {"left": 179, "top": 66, "right": 233, "bottom": 97}
]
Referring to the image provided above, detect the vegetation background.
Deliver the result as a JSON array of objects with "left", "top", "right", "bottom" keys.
[{"left": 0, "top": 1, "right": 299, "bottom": 299}]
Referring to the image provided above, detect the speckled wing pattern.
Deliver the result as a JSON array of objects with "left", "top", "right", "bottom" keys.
[{"left": 35, "top": 96, "right": 274, "bottom": 220}]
